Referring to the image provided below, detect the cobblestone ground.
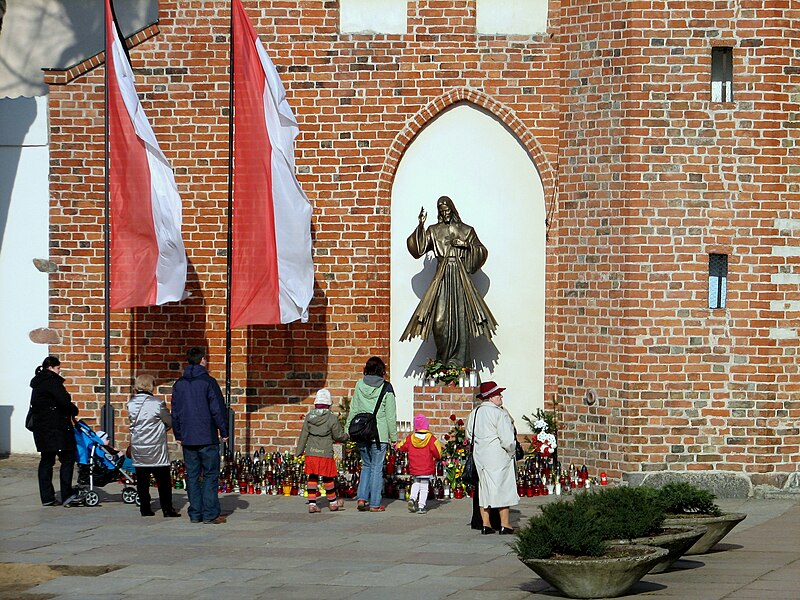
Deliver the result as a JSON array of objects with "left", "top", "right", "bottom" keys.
[{"left": 1, "top": 454, "right": 798, "bottom": 600}]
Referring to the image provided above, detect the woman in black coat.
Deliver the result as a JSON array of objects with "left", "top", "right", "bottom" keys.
[{"left": 29, "top": 356, "right": 79, "bottom": 506}]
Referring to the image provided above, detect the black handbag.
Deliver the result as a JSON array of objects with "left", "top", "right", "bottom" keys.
[
  {"left": 462, "top": 453, "right": 479, "bottom": 486},
  {"left": 461, "top": 405, "right": 482, "bottom": 486},
  {"left": 348, "top": 381, "right": 389, "bottom": 444},
  {"left": 25, "top": 406, "right": 34, "bottom": 432},
  {"left": 515, "top": 440, "right": 525, "bottom": 461}
]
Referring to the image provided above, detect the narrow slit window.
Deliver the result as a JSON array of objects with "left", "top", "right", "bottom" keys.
[
  {"left": 711, "top": 47, "right": 734, "bottom": 102},
  {"left": 708, "top": 254, "right": 728, "bottom": 309}
]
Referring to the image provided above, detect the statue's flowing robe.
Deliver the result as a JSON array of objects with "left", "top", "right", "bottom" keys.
[{"left": 402, "top": 220, "right": 497, "bottom": 367}]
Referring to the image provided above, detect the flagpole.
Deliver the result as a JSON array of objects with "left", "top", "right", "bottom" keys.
[
  {"left": 102, "top": 0, "right": 113, "bottom": 445},
  {"left": 224, "top": 0, "right": 235, "bottom": 455}
]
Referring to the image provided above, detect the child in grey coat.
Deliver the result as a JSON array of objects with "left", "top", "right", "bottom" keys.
[{"left": 296, "top": 389, "right": 348, "bottom": 512}]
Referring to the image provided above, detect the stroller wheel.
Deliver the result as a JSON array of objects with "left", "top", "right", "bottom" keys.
[
  {"left": 121, "top": 487, "right": 138, "bottom": 504},
  {"left": 84, "top": 490, "right": 100, "bottom": 507}
]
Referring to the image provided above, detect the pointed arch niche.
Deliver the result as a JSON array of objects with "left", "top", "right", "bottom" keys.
[{"left": 389, "top": 100, "right": 547, "bottom": 424}]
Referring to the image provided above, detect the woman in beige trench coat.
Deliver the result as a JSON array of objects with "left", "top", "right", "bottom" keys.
[{"left": 466, "top": 381, "right": 519, "bottom": 534}]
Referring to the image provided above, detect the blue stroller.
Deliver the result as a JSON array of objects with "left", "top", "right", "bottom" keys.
[{"left": 71, "top": 419, "right": 138, "bottom": 507}]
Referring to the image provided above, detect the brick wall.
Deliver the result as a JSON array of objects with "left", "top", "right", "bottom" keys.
[
  {"left": 556, "top": 0, "right": 630, "bottom": 479},
  {"left": 414, "top": 385, "right": 477, "bottom": 435},
  {"left": 44, "top": 1, "right": 800, "bottom": 486},
  {"left": 557, "top": 0, "right": 800, "bottom": 486},
  {"left": 44, "top": 0, "right": 562, "bottom": 453}
]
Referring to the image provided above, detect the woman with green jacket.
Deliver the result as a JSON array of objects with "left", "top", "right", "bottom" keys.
[{"left": 345, "top": 356, "right": 397, "bottom": 512}]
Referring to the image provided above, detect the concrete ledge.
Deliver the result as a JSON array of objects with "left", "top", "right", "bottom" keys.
[{"left": 622, "top": 471, "right": 752, "bottom": 498}]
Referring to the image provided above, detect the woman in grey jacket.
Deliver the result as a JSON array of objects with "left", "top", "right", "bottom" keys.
[{"left": 128, "top": 374, "right": 180, "bottom": 517}]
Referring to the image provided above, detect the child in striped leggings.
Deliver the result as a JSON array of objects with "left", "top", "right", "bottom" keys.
[{"left": 296, "top": 389, "right": 349, "bottom": 513}]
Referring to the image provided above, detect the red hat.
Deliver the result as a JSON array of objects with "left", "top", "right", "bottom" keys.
[{"left": 476, "top": 381, "right": 505, "bottom": 400}]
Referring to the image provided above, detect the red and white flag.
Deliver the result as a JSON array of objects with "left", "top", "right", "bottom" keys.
[
  {"left": 106, "top": 0, "right": 187, "bottom": 309},
  {"left": 230, "top": 0, "right": 314, "bottom": 327}
]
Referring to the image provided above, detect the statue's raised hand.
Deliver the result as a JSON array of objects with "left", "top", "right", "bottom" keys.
[{"left": 418, "top": 207, "right": 427, "bottom": 225}]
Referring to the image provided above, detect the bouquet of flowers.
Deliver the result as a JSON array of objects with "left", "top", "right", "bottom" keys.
[
  {"left": 535, "top": 431, "right": 557, "bottom": 457},
  {"left": 442, "top": 414, "right": 469, "bottom": 460},
  {"left": 522, "top": 409, "right": 558, "bottom": 457},
  {"left": 442, "top": 458, "right": 463, "bottom": 490},
  {"left": 422, "top": 359, "right": 469, "bottom": 385}
]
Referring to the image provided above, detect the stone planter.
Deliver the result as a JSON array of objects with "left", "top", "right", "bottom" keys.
[
  {"left": 608, "top": 525, "right": 708, "bottom": 573},
  {"left": 521, "top": 544, "right": 668, "bottom": 599},
  {"left": 662, "top": 512, "right": 746, "bottom": 555}
]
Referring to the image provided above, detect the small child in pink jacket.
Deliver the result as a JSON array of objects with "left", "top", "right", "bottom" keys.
[{"left": 396, "top": 413, "right": 442, "bottom": 514}]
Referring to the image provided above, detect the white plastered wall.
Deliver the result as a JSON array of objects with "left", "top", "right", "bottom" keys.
[
  {"left": 390, "top": 103, "right": 546, "bottom": 431},
  {"left": 476, "top": 0, "right": 549, "bottom": 35},
  {"left": 339, "top": 0, "right": 407, "bottom": 34},
  {"left": 336, "top": 0, "right": 549, "bottom": 36},
  {"left": 0, "top": 96, "right": 50, "bottom": 453},
  {"left": 0, "top": 0, "right": 157, "bottom": 97},
  {"left": 0, "top": 0, "right": 157, "bottom": 455}
]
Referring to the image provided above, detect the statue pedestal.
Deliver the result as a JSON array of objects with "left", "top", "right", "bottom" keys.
[{"left": 413, "top": 384, "right": 477, "bottom": 433}]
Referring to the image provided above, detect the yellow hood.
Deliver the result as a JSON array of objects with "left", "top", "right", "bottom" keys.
[{"left": 411, "top": 431, "right": 432, "bottom": 448}]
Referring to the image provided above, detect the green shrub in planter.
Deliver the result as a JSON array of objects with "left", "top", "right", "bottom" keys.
[
  {"left": 511, "top": 516, "right": 556, "bottom": 560},
  {"left": 575, "top": 486, "right": 665, "bottom": 540},
  {"left": 657, "top": 482, "right": 722, "bottom": 516},
  {"left": 513, "top": 490, "right": 672, "bottom": 598},
  {"left": 512, "top": 486, "right": 672, "bottom": 561},
  {"left": 511, "top": 500, "right": 608, "bottom": 559}
]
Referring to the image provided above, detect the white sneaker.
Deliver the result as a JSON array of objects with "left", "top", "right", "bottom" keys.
[{"left": 407, "top": 498, "right": 417, "bottom": 513}]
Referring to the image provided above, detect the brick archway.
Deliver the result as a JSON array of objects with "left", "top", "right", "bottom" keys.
[
  {"left": 386, "top": 90, "right": 553, "bottom": 428},
  {"left": 377, "top": 88, "right": 557, "bottom": 211}
]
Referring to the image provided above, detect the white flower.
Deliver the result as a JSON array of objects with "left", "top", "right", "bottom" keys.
[
  {"left": 533, "top": 419, "right": 548, "bottom": 432},
  {"left": 537, "top": 431, "right": 557, "bottom": 448}
]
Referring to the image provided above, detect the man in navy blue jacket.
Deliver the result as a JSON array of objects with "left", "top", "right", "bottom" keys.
[{"left": 171, "top": 347, "right": 229, "bottom": 524}]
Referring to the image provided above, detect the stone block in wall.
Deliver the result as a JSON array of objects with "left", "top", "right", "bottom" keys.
[
  {"left": 32, "top": 258, "right": 57, "bottom": 273},
  {"left": 751, "top": 472, "right": 790, "bottom": 489},
  {"left": 29, "top": 328, "right": 61, "bottom": 345}
]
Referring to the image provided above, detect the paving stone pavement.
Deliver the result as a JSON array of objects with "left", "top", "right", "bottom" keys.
[{"left": 1, "top": 462, "right": 799, "bottom": 600}]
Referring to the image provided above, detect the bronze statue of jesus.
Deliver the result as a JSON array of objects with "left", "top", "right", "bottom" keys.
[{"left": 401, "top": 196, "right": 498, "bottom": 369}]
